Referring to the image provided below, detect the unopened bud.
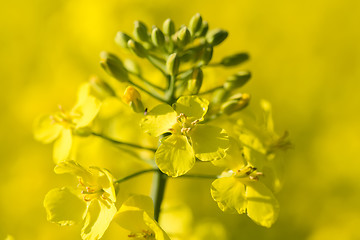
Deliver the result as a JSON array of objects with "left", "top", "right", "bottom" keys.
[
  {"left": 163, "top": 18, "right": 175, "bottom": 36},
  {"left": 89, "top": 76, "right": 116, "bottom": 97},
  {"left": 122, "top": 86, "right": 144, "bottom": 113},
  {"left": 166, "top": 53, "right": 180, "bottom": 76},
  {"left": 115, "top": 32, "right": 132, "bottom": 49},
  {"left": 177, "top": 27, "right": 191, "bottom": 46},
  {"left": 206, "top": 29, "right": 228, "bottom": 46},
  {"left": 223, "top": 71, "right": 251, "bottom": 90},
  {"left": 220, "top": 53, "right": 249, "bottom": 67},
  {"left": 151, "top": 27, "right": 165, "bottom": 47},
  {"left": 134, "top": 21, "right": 149, "bottom": 42},
  {"left": 221, "top": 93, "right": 250, "bottom": 115},
  {"left": 100, "top": 52, "right": 128, "bottom": 82},
  {"left": 196, "top": 21, "right": 209, "bottom": 37},
  {"left": 211, "top": 88, "right": 229, "bottom": 105},
  {"left": 127, "top": 39, "right": 147, "bottom": 58},
  {"left": 124, "top": 59, "right": 141, "bottom": 75},
  {"left": 189, "top": 13, "right": 202, "bottom": 36},
  {"left": 201, "top": 46, "right": 213, "bottom": 65},
  {"left": 187, "top": 68, "right": 203, "bottom": 95}
]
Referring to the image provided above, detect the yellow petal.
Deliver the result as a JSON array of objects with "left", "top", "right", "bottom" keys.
[
  {"left": 53, "top": 128, "right": 72, "bottom": 163},
  {"left": 155, "top": 134, "right": 195, "bottom": 177},
  {"left": 33, "top": 114, "right": 62, "bottom": 143},
  {"left": 190, "top": 124, "right": 229, "bottom": 161},
  {"left": 73, "top": 96, "right": 101, "bottom": 128},
  {"left": 212, "top": 137, "right": 246, "bottom": 170},
  {"left": 140, "top": 104, "right": 177, "bottom": 137},
  {"left": 173, "top": 96, "right": 209, "bottom": 121}
]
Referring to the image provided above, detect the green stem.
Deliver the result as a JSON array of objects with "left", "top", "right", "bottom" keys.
[
  {"left": 146, "top": 54, "right": 167, "bottom": 77},
  {"left": 128, "top": 79, "right": 167, "bottom": 103},
  {"left": 128, "top": 71, "right": 165, "bottom": 91},
  {"left": 91, "top": 132, "right": 157, "bottom": 152},
  {"left": 199, "top": 86, "right": 222, "bottom": 95},
  {"left": 165, "top": 75, "right": 176, "bottom": 103},
  {"left": 115, "top": 169, "right": 159, "bottom": 184},
  {"left": 179, "top": 173, "right": 218, "bottom": 179},
  {"left": 151, "top": 170, "right": 167, "bottom": 222}
]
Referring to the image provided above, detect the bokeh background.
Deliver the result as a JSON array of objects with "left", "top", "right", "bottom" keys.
[{"left": 1, "top": 0, "right": 360, "bottom": 239}]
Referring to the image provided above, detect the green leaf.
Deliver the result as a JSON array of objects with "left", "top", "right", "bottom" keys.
[
  {"left": 53, "top": 128, "right": 73, "bottom": 163},
  {"left": 173, "top": 96, "right": 209, "bottom": 121},
  {"left": 155, "top": 134, "right": 195, "bottom": 177},
  {"left": 211, "top": 177, "right": 246, "bottom": 214},
  {"left": 190, "top": 124, "right": 229, "bottom": 161},
  {"left": 81, "top": 199, "right": 117, "bottom": 240},
  {"left": 33, "top": 114, "right": 62, "bottom": 144},
  {"left": 43, "top": 187, "right": 86, "bottom": 226},
  {"left": 140, "top": 104, "right": 177, "bottom": 137},
  {"left": 246, "top": 181, "right": 280, "bottom": 228}
]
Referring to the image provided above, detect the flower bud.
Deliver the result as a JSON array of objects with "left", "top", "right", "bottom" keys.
[
  {"left": 115, "top": 31, "right": 131, "bottom": 49},
  {"left": 166, "top": 53, "right": 180, "bottom": 76},
  {"left": 189, "top": 13, "right": 202, "bottom": 36},
  {"left": 220, "top": 53, "right": 249, "bottom": 67},
  {"left": 100, "top": 51, "right": 128, "bottom": 82},
  {"left": 163, "top": 18, "right": 175, "bottom": 36},
  {"left": 122, "top": 86, "right": 144, "bottom": 113},
  {"left": 201, "top": 46, "right": 213, "bottom": 65},
  {"left": 187, "top": 68, "right": 203, "bottom": 95},
  {"left": 221, "top": 93, "right": 250, "bottom": 115},
  {"left": 196, "top": 21, "right": 209, "bottom": 37},
  {"left": 177, "top": 27, "right": 191, "bottom": 46},
  {"left": 151, "top": 27, "right": 165, "bottom": 47},
  {"left": 223, "top": 71, "right": 251, "bottom": 90},
  {"left": 89, "top": 75, "right": 116, "bottom": 97},
  {"left": 124, "top": 59, "right": 141, "bottom": 75},
  {"left": 206, "top": 29, "right": 228, "bottom": 46},
  {"left": 211, "top": 88, "right": 229, "bottom": 105},
  {"left": 127, "top": 39, "right": 147, "bottom": 58},
  {"left": 134, "top": 21, "right": 149, "bottom": 42}
]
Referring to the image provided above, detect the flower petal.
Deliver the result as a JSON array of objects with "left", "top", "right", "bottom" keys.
[
  {"left": 173, "top": 96, "right": 209, "bottom": 120},
  {"left": 212, "top": 137, "right": 246, "bottom": 170},
  {"left": 33, "top": 114, "right": 62, "bottom": 144},
  {"left": 73, "top": 96, "right": 101, "bottom": 128},
  {"left": 81, "top": 199, "right": 117, "bottom": 240},
  {"left": 143, "top": 211, "right": 171, "bottom": 240},
  {"left": 190, "top": 124, "right": 230, "bottom": 161},
  {"left": 43, "top": 187, "right": 87, "bottom": 226},
  {"left": 156, "top": 134, "right": 195, "bottom": 177},
  {"left": 211, "top": 177, "right": 246, "bottom": 214},
  {"left": 140, "top": 104, "right": 177, "bottom": 137},
  {"left": 53, "top": 128, "right": 73, "bottom": 163},
  {"left": 245, "top": 181, "right": 280, "bottom": 228}
]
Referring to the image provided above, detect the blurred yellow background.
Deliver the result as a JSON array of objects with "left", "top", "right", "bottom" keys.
[{"left": 1, "top": 0, "right": 360, "bottom": 239}]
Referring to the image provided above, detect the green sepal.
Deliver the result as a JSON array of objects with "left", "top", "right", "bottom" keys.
[
  {"left": 151, "top": 27, "right": 165, "bottom": 47},
  {"left": 223, "top": 71, "right": 251, "bottom": 90},
  {"left": 163, "top": 18, "right": 175, "bottom": 36},
  {"left": 100, "top": 52, "right": 129, "bottom": 82},
  {"left": 115, "top": 31, "right": 131, "bottom": 49},
  {"left": 220, "top": 53, "right": 249, "bottom": 67},
  {"left": 189, "top": 13, "right": 203, "bottom": 36},
  {"left": 206, "top": 29, "right": 228, "bottom": 46},
  {"left": 177, "top": 27, "right": 191, "bottom": 46},
  {"left": 134, "top": 21, "right": 149, "bottom": 42},
  {"left": 166, "top": 53, "right": 180, "bottom": 76},
  {"left": 127, "top": 40, "right": 147, "bottom": 58}
]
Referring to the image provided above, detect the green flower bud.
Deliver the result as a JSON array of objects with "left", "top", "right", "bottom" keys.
[
  {"left": 223, "top": 71, "right": 251, "bottom": 90},
  {"left": 124, "top": 59, "right": 142, "bottom": 75},
  {"left": 166, "top": 53, "right": 180, "bottom": 76},
  {"left": 211, "top": 88, "right": 229, "bottom": 105},
  {"left": 127, "top": 39, "right": 147, "bottom": 58},
  {"left": 163, "top": 18, "right": 175, "bottom": 36},
  {"left": 220, "top": 53, "right": 249, "bottom": 67},
  {"left": 221, "top": 93, "right": 250, "bottom": 115},
  {"left": 196, "top": 21, "right": 209, "bottom": 37},
  {"left": 100, "top": 51, "right": 128, "bottom": 82},
  {"left": 177, "top": 26, "right": 191, "bottom": 46},
  {"left": 189, "top": 13, "right": 202, "bottom": 36},
  {"left": 187, "top": 68, "right": 203, "bottom": 95},
  {"left": 151, "top": 27, "right": 165, "bottom": 47},
  {"left": 115, "top": 31, "right": 132, "bottom": 49},
  {"left": 122, "top": 86, "right": 144, "bottom": 113},
  {"left": 206, "top": 29, "right": 228, "bottom": 46},
  {"left": 134, "top": 21, "right": 149, "bottom": 42},
  {"left": 201, "top": 46, "right": 213, "bottom": 65},
  {"left": 89, "top": 75, "right": 116, "bottom": 97}
]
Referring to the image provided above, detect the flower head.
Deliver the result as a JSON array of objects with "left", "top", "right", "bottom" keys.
[
  {"left": 43, "top": 161, "right": 117, "bottom": 240},
  {"left": 141, "top": 96, "right": 230, "bottom": 177}
]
